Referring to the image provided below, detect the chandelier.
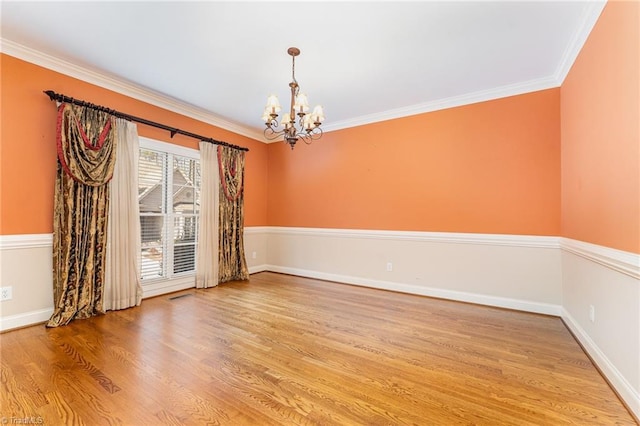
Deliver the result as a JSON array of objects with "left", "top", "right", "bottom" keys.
[{"left": 262, "top": 47, "right": 325, "bottom": 149}]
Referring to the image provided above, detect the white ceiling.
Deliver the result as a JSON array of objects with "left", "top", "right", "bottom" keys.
[{"left": 1, "top": 1, "right": 605, "bottom": 141}]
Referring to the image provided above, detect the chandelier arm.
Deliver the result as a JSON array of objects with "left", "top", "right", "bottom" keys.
[
  {"left": 310, "top": 126, "right": 323, "bottom": 140},
  {"left": 302, "top": 127, "right": 322, "bottom": 142},
  {"left": 264, "top": 126, "right": 286, "bottom": 140},
  {"left": 301, "top": 134, "right": 313, "bottom": 145},
  {"left": 292, "top": 124, "right": 322, "bottom": 142}
]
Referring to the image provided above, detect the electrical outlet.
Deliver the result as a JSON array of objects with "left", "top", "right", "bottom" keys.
[
  {"left": 386, "top": 262, "right": 393, "bottom": 272},
  {"left": 252, "top": 251, "right": 257, "bottom": 259},
  {"left": 589, "top": 305, "right": 595, "bottom": 323},
  {"left": 0, "top": 286, "right": 12, "bottom": 301}
]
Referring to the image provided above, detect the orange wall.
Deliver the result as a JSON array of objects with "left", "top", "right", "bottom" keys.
[
  {"left": 561, "top": 1, "right": 639, "bottom": 254},
  {"left": 8, "top": 4, "right": 635, "bottom": 248},
  {"left": 268, "top": 89, "right": 561, "bottom": 236},
  {"left": 0, "top": 54, "right": 268, "bottom": 235}
]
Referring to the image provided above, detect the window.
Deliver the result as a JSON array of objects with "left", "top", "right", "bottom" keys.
[{"left": 138, "top": 139, "right": 200, "bottom": 283}]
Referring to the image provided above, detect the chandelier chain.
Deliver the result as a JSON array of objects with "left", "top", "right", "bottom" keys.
[{"left": 291, "top": 55, "right": 297, "bottom": 85}]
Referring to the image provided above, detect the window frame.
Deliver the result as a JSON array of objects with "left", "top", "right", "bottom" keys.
[{"left": 138, "top": 137, "right": 201, "bottom": 297}]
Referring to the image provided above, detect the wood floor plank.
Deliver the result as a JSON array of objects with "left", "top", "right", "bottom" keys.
[{"left": 0, "top": 272, "right": 636, "bottom": 425}]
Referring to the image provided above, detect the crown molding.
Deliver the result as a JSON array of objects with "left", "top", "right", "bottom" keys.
[
  {"left": 321, "top": 75, "right": 560, "bottom": 133},
  {"left": 319, "top": 1, "right": 605, "bottom": 134},
  {"left": 0, "top": 38, "right": 265, "bottom": 142},
  {"left": 3, "top": 0, "right": 603, "bottom": 142},
  {"left": 553, "top": 0, "right": 606, "bottom": 84}
]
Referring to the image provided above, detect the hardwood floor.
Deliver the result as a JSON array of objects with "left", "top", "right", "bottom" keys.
[{"left": 1, "top": 272, "right": 636, "bottom": 425}]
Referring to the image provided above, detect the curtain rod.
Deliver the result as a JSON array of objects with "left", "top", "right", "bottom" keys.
[{"left": 43, "top": 90, "right": 249, "bottom": 152}]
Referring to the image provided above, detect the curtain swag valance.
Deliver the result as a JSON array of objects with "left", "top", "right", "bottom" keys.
[
  {"left": 45, "top": 90, "right": 249, "bottom": 153},
  {"left": 56, "top": 103, "right": 117, "bottom": 186}
]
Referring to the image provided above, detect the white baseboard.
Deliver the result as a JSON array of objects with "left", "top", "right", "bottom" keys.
[
  {"left": 248, "top": 264, "right": 269, "bottom": 274},
  {"left": 562, "top": 308, "right": 640, "bottom": 419},
  {"left": 0, "top": 308, "right": 53, "bottom": 331},
  {"left": 264, "top": 265, "right": 562, "bottom": 316}
]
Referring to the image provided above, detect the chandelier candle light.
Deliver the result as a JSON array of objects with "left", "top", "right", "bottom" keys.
[{"left": 262, "top": 47, "right": 325, "bottom": 149}]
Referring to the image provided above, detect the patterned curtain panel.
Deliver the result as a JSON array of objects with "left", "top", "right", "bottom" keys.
[
  {"left": 47, "top": 103, "right": 117, "bottom": 327},
  {"left": 217, "top": 145, "right": 249, "bottom": 283}
]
